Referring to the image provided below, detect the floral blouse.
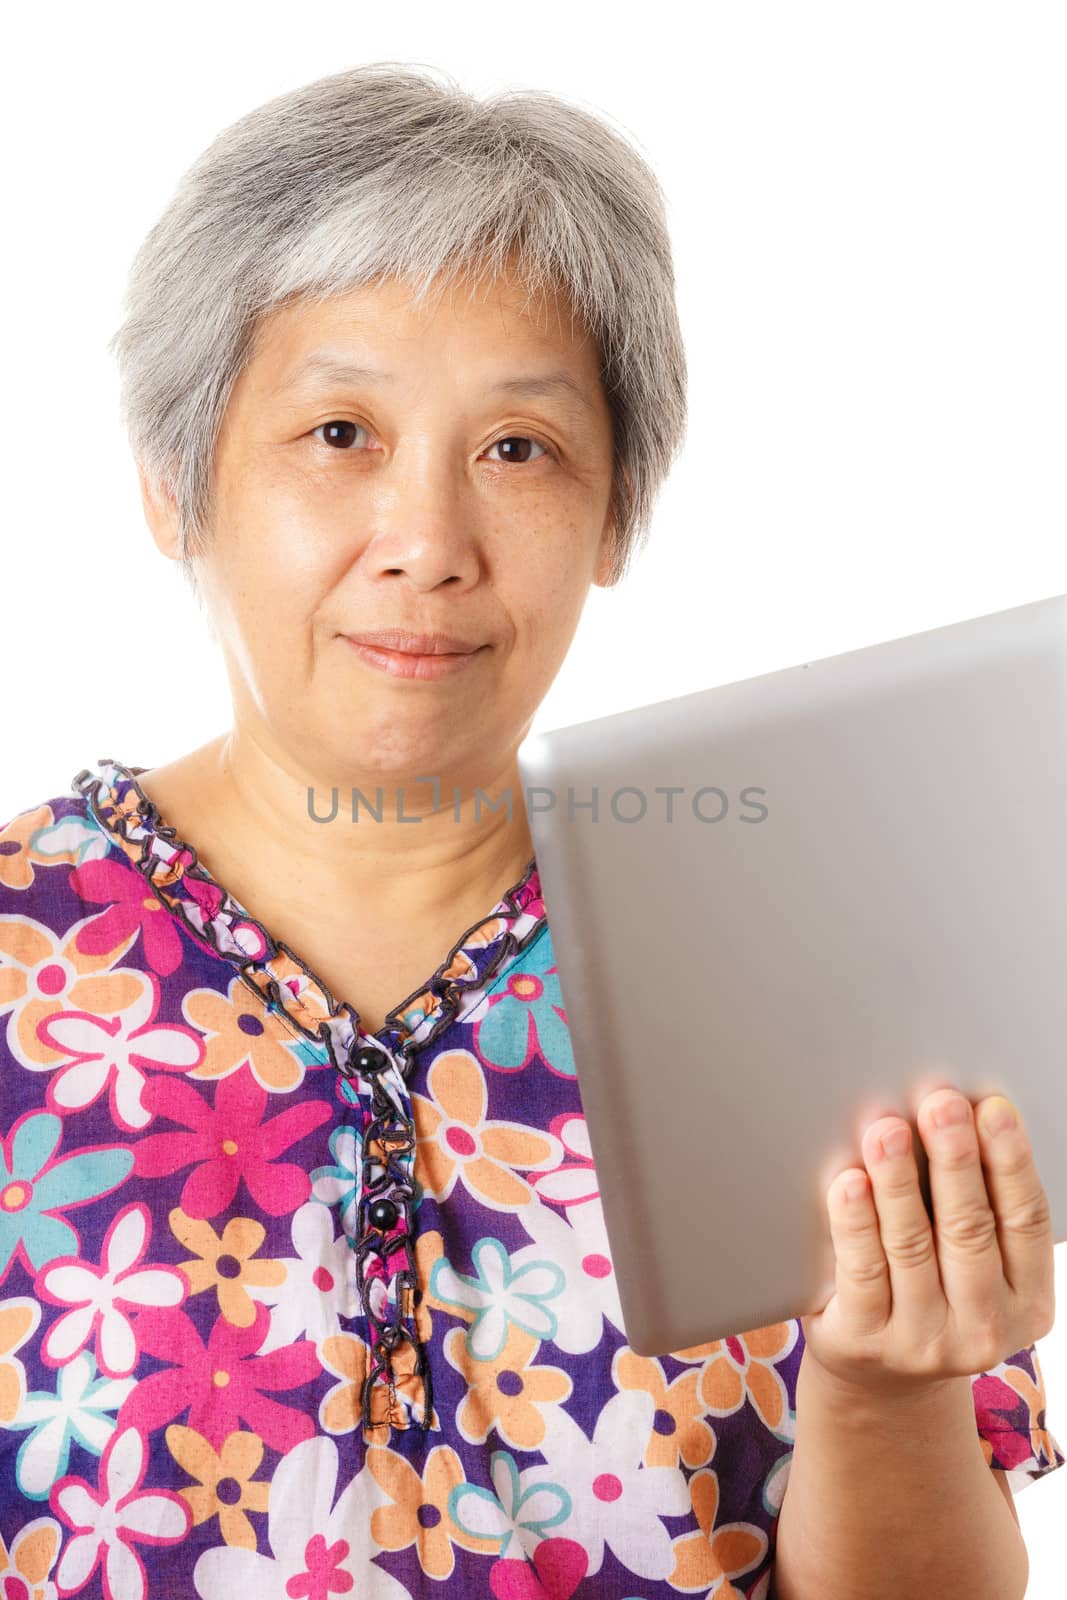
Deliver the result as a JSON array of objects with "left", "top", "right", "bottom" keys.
[{"left": 0, "top": 757, "right": 1062, "bottom": 1600}]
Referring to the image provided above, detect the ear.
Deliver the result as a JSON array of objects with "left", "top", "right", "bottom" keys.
[
  {"left": 593, "top": 519, "right": 618, "bottom": 588},
  {"left": 136, "top": 460, "right": 183, "bottom": 563},
  {"left": 593, "top": 463, "right": 631, "bottom": 588}
]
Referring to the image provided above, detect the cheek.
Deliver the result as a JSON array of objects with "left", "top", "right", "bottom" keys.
[
  {"left": 524, "top": 567, "right": 589, "bottom": 652},
  {"left": 202, "top": 553, "right": 319, "bottom": 701}
]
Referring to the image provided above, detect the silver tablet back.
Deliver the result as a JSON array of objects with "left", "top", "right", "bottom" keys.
[{"left": 517, "top": 592, "right": 1067, "bottom": 1356}]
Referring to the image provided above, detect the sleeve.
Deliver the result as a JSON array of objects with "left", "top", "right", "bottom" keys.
[{"left": 971, "top": 1343, "right": 1065, "bottom": 1495}]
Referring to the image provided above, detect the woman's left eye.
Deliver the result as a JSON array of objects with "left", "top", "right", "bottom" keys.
[{"left": 486, "top": 435, "right": 549, "bottom": 466}]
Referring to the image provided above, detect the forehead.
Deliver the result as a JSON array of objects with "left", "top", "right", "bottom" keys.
[{"left": 247, "top": 268, "right": 598, "bottom": 389}]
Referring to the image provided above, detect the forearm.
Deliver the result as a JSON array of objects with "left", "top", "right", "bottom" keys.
[{"left": 772, "top": 1349, "right": 1029, "bottom": 1600}]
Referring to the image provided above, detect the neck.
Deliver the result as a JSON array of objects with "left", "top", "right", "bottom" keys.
[{"left": 157, "top": 728, "right": 536, "bottom": 924}]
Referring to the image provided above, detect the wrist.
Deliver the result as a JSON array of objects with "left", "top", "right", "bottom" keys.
[{"left": 797, "top": 1343, "right": 964, "bottom": 1423}]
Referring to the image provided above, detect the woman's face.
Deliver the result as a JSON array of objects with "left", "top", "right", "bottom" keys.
[{"left": 146, "top": 262, "right": 618, "bottom": 793}]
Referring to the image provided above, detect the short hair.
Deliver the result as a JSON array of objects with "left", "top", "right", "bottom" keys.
[{"left": 108, "top": 60, "right": 688, "bottom": 596}]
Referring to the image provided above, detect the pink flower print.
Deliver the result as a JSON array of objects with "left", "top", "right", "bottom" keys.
[
  {"left": 69, "top": 858, "right": 186, "bottom": 977},
  {"left": 529, "top": 1114, "right": 600, "bottom": 1208},
  {"left": 132, "top": 1071, "right": 333, "bottom": 1219},
  {"left": 50, "top": 1425, "right": 190, "bottom": 1600},
  {"left": 286, "top": 1534, "right": 353, "bottom": 1599},
  {"left": 119, "top": 1301, "right": 320, "bottom": 1454},
  {"left": 37, "top": 1204, "right": 186, "bottom": 1377},
  {"left": 180, "top": 870, "right": 225, "bottom": 929},
  {"left": 190, "top": 1435, "right": 413, "bottom": 1598},
  {"left": 973, "top": 1368, "right": 1044, "bottom": 1471},
  {"left": 35, "top": 974, "right": 206, "bottom": 1131},
  {"left": 489, "top": 1537, "right": 589, "bottom": 1600}
]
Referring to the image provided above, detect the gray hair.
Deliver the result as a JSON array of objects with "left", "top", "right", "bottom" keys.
[{"left": 108, "top": 60, "right": 688, "bottom": 594}]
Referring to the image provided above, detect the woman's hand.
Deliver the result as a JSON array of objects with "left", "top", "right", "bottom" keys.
[{"left": 800, "top": 1085, "right": 1057, "bottom": 1400}]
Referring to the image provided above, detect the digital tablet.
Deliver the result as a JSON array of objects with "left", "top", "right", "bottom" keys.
[{"left": 517, "top": 591, "right": 1067, "bottom": 1356}]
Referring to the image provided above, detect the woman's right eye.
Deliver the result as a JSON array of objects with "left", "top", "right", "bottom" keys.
[{"left": 312, "top": 420, "right": 370, "bottom": 450}]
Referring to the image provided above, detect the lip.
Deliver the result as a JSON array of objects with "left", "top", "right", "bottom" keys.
[
  {"left": 341, "top": 629, "right": 483, "bottom": 655},
  {"left": 340, "top": 633, "right": 489, "bottom": 681}
]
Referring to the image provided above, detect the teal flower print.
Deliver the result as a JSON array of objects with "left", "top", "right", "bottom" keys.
[
  {"left": 310, "top": 1122, "right": 362, "bottom": 1244},
  {"left": 476, "top": 931, "right": 574, "bottom": 1077},
  {"left": 9, "top": 1348, "right": 135, "bottom": 1498},
  {"left": 0, "top": 1111, "right": 133, "bottom": 1285},
  {"left": 430, "top": 1237, "right": 565, "bottom": 1359},
  {"left": 448, "top": 1448, "right": 571, "bottom": 1560},
  {"left": 32, "top": 809, "right": 113, "bottom": 869}
]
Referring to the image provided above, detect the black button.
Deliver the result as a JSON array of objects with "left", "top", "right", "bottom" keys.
[
  {"left": 341, "top": 1044, "right": 390, "bottom": 1079},
  {"left": 356, "top": 1046, "right": 390, "bottom": 1075},
  {"left": 368, "top": 1197, "right": 399, "bottom": 1231}
]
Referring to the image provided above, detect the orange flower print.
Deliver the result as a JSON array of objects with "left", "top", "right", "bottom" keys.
[
  {"left": 170, "top": 1209, "right": 285, "bottom": 1327},
  {"left": 0, "top": 803, "right": 68, "bottom": 891},
  {"left": 0, "top": 1515, "right": 62, "bottom": 1600},
  {"left": 444, "top": 1322, "right": 571, "bottom": 1450},
  {"left": 612, "top": 1348, "right": 715, "bottom": 1469},
  {"left": 319, "top": 1330, "right": 438, "bottom": 1434},
  {"left": 165, "top": 1425, "right": 270, "bottom": 1548},
  {"left": 183, "top": 976, "right": 307, "bottom": 1092},
  {"left": 411, "top": 1228, "right": 447, "bottom": 1342},
  {"left": 412, "top": 1049, "right": 558, "bottom": 1211},
  {"left": 0, "top": 1296, "right": 40, "bottom": 1424},
  {"left": 0, "top": 915, "right": 144, "bottom": 1071},
  {"left": 678, "top": 1323, "right": 798, "bottom": 1436},
  {"left": 365, "top": 1443, "right": 496, "bottom": 1577},
  {"left": 668, "top": 1467, "right": 767, "bottom": 1595}
]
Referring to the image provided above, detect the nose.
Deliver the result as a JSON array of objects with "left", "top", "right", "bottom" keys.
[{"left": 362, "top": 458, "right": 483, "bottom": 592}]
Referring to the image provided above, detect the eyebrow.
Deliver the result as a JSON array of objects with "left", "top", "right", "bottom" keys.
[{"left": 274, "top": 350, "right": 599, "bottom": 418}]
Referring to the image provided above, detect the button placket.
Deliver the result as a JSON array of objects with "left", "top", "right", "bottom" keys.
[{"left": 341, "top": 1042, "right": 433, "bottom": 1435}]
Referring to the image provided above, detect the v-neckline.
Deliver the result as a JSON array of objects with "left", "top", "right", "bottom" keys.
[{"left": 71, "top": 757, "right": 547, "bottom": 1080}]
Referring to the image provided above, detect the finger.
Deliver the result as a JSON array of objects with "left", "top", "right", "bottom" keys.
[
  {"left": 917, "top": 1089, "right": 1006, "bottom": 1315},
  {"left": 825, "top": 1165, "right": 891, "bottom": 1336},
  {"left": 972, "top": 1095, "right": 1055, "bottom": 1304},
  {"left": 861, "top": 1115, "right": 945, "bottom": 1334}
]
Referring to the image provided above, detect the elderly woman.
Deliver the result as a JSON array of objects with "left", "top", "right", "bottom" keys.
[{"left": 0, "top": 62, "right": 1060, "bottom": 1600}]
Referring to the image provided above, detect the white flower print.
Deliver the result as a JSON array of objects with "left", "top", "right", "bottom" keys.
[
  {"left": 53, "top": 1425, "right": 189, "bottom": 1600},
  {"left": 38, "top": 1202, "right": 186, "bottom": 1376},
  {"left": 448, "top": 1447, "right": 572, "bottom": 1561},
  {"left": 248, "top": 1201, "right": 361, "bottom": 1353},
  {"left": 537, "top": 1389, "right": 690, "bottom": 1579},
  {"left": 310, "top": 1125, "right": 361, "bottom": 1243},
  {"left": 11, "top": 1351, "right": 135, "bottom": 1500},
  {"left": 431, "top": 1236, "right": 565, "bottom": 1360},
  {"left": 529, "top": 1113, "right": 601, "bottom": 1206},
  {"left": 34, "top": 811, "right": 112, "bottom": 868},
  {"left": 193, "top": 1435, "right": 411, "bottom": 1599},
  {"left": 35, "top": 972, "right": 204, "bottom": 1130},
  {"left": 518, "top": 1194, "right": 625, "bottom": 1354}
]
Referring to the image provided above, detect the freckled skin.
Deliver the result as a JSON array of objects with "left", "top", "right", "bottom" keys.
[{"left": 138, "top": 260, "right": 619, "bottom": 809}]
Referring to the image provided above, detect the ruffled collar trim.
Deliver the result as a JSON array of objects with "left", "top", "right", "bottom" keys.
[{"left": 71, "top": 757, "right": 547, "bottom": 1078}]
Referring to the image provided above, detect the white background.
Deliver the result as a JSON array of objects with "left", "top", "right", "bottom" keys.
[{"left": 2, "top": 1, "right": 1064, "bottom": 1589}]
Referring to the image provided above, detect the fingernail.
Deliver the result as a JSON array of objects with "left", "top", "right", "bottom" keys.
[
  {"left": 879, "top": 1125, "right": 911, "bottom": 1159},
  {"left": 931, "top": 1095, "right": 969, "bottom": 1131},
  {"left": 980, "top": 1098, "right": 1017, "bottom": 1138}
]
